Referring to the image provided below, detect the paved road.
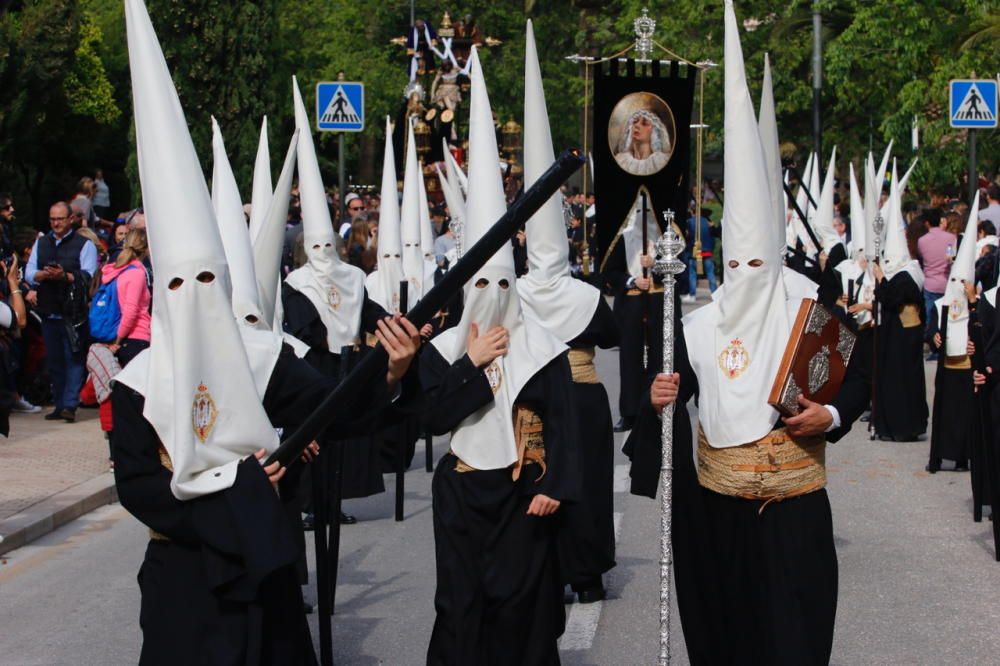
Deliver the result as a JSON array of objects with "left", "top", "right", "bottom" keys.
[{"left": 2, "top": 313, "right": 1000, "bottom": 665}]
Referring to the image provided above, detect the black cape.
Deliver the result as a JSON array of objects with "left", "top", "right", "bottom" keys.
[
  {"left": 603, "top": 240, "right": 664, "bottom": 422},
  {"left": 624, "top": 299, "right": 869, "bottom": 666},
  {"left": 112, "top": 346, "right": 395, "bottom": 665},
  {"left": 556, "top": 298, "right": 620, "bottom": 589},
  {"left": 282, "top": 283, "right": 388, "bottom": 499},
  {"left": 927, "top": 306, "right": 975, "bottom": 466},
  {"left": 872, "top": 271, "right": 929, "bottom": 440},
  {"left": 419, "top": 345, "right": 581, "bottom": 666}
]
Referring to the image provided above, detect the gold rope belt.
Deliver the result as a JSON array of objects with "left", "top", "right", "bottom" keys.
[
  {"left": 150, "top": 447, "right": 174, "bottom": 541},
  {"left": 452, "top": 406, "right": 546, "bottom": 481},
  {"left": 697, "top": 426, "right": 826, "bottom": 513},
  {"left": 626, "top": 285, "right": 665, "bottom": 296},
  {"left": 944, "top": 354, "right": 972, "bottom": 370},
  {"left": 568, "top": 348, "right": 599, "bottom": 384},
  {"left": 899, "top": 304, "right": 921, "bottom": 328}
]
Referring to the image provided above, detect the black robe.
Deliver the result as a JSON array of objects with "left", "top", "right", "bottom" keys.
[
  {"left": 816, "top": 243, "right": 848, "bottom": 318},
  {"left": 419, "top": 346, "right": 581, "bottom": 666},
  {"left": 282, "top": 283, "right": 388, "bottom": 499},
  {"left": 926, "top": 306, "right": 975, "bottom": 467},
  {"left": 603, "top": 241, "right": 664, "bottom": 422},
  {"left": 111, "top": 347, "right": 395, "bottom": 666},
  {"left": 556, "top": 299, "right": 620, "bottom": 590},
  {"left": 872, "top": 271, "right": 928, "bottom": 440},
  {"left": 624, "top": 303, "right": 870, "bottom": 666}
]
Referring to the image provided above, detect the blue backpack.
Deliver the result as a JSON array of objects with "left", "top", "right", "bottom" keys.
[{"left": 89, "top": 265, "right": 138, "bottom": 343}]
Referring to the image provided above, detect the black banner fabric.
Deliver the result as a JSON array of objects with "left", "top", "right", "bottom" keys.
[{"left": 593, "top": 59, "right": 696, "bottom": 267}]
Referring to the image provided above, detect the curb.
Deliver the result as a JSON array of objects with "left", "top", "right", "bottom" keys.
[{"left": 0, "top": 473, "right": 117, "bottom": 557}]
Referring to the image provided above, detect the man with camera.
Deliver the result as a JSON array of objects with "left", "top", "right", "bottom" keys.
[{"left": 25, "top": 201, "right": 97, "bottom": 422}]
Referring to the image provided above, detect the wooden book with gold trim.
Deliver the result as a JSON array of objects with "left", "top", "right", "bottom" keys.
[{"left": 768, "top": 299, "right": 857, "bottom": 417}]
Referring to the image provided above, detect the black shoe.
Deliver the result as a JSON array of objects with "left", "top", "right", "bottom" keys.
[
  {"left": 302, "top": 513, "right": 315, "bottom": 531},
  {"left": 59, "top": 408, "right": 76, "bottom": 423},
  {"left": 339, "top": 512, "right": 357, "bottom": 525},
  {"left": 955, "top": 462, "right": 969, "bottom": 472},
  {"left": 613, "top": 417, "right": 634, "bottom": 433},
  {"left": 575, "top": 585, "right": 606, "bottom": 604},
  {"left": 303, "top": 601, "right": 314, "bottom": 615},
  {"left": 925, "top": 463, "right": 939, "bottom": 474},
  {"left": 44, "top": 409, "right": 63, "bottom": 421}
]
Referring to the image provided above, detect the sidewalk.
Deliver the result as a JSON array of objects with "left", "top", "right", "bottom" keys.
[{"left": 0, "top": 407, "right": 115, "bottom": 556}]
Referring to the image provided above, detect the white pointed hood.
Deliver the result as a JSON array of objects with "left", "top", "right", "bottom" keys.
[
  {"left": 436, "top": 163, "right": 465, "bottom": 247},
  {"left": 444, "top": 139, "right": 468, "bottom": 196},
  {"left": 683, "top": 0, "right": 792, "bottom": 449},
  {"left": 617, "top": 190, "right": 663, "bottom": 279},
  {"left": 836, "top": 161, "right": 874, "bottom": 326},
  {"left": 284, "top": 76, "right": 366, "bottom": 352},
  {"left": 430, "top": 47, "right": 565, "bottom": 470},
  {"left": 253, "top": 130, "right": 299, "bottom": 329},
  {"left": 211, "top": 117, "right": 266, "bottom": 331},
  {"left": 366, "top": 117, "right": 405, "bottom": 313},
  {"left": 518, "top": 19, "right": 601, "bottom": 342},
  {"left": 794, "top": 152, "right": 817, "bottom": 254},
  {"left": 211, "top": 118, "right": 284, "bottom": 393},
  {"left": 757, "top": 53, "right": 785, "bottom": 259},
  {"left": 813, "top": 148, "right": 841, "bottom": 252},
  {"left": 400, "top": 119, "right": 434, "bottom": 301},
  {"left": 936, "top": 191, "right": 980, "bottom": 356},
  {"left": 848, "top": 161, "right": 866, "bottom": 258},
  {"left": 881, "top": 160, "right": 924, "bottom": 290},
  {"left": 417, "top": 167, "right": 437, "bottom": 264},
  {"left": 249, "top": 117, "right": 273, "bottom": 243},
  {"left": 117, "top": 0, "right": 277, "bottom": 500}
]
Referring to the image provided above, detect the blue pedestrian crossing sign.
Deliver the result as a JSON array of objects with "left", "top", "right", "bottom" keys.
[
  {"left": 316, "top": 82, "right": 364, "bottom": 132},
  {"left": 950, "top": 79, "right": 998, "bottom": 129}
]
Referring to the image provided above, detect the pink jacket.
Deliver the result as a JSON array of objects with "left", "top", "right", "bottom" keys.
[{"left": 101, "top": 260, "right": 151, "bottom": 342}]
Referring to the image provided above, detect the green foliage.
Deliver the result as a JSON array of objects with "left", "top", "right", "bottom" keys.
[
  {"left": 0, "top": 0, "right": 126, "bottom": 228},
  {"left": 144, "top": 0, "right": 280, "bottom": 192},
  {"left": 63, "top": 12, "right": 121, "bottom": 124}
]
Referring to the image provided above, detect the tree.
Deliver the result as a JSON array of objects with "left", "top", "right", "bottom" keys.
[
  {"left": 0, "top": 0, "right": 122, "bottom": 230},
  {"left": 143, "top": 0, "right": 281, "bottom": 193}
]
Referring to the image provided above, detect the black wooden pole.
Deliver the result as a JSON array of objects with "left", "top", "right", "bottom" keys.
[{"left": 266, "top": 149, "right": 584, "bottom": 467}]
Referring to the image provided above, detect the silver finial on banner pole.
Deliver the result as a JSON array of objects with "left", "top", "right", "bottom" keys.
[
  {"left": 652, "top": 209, "right": 686, "bottom": 666},
  {"left": 634, "top": 9, "right": 656, "bottom": 63}
]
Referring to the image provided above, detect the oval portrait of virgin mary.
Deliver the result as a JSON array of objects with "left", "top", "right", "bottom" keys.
[{"left": 608, "top": 92, "right": 676, "bottom": 177}]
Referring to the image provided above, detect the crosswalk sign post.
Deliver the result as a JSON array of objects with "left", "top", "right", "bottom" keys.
[
  {"left": 315, "top": 79, "right": 364, "bottom": 224},
  {"left": 950, "top": 80, "right": 998, "bottom": 129},
  {"left": 316, "top": 82, "right": 364, "bottom": 132},
  {"left": 950, "top": 79, "right": 998, "bottom": 205}
]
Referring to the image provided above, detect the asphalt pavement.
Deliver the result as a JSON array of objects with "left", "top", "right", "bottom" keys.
[{"left": 2, "top": 298, "right": 999, "bottom": 665}]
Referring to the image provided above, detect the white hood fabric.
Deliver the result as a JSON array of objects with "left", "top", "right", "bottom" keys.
[
  {"left": 253, "top": 130, "right": 299, "bottom": 330},
  {"left": 436, "top": 164, "right": 464, "bottom": 266},
  {"left": 400, "top": 120, "right": 435, "bottom": 303},
  {"left": 618, "top": 190, "right": 662, "bottom": 280},
  {"left": 117, "top": 0, "right": 278, "bottom": 500},
  {"left": 757, "top": 53, "right": 785, "bottom": 260},
  {"left": 794, "top": 153, "right": 818, "bottom": 255},
  {"left": 284, "top": 76, "right": 366, "bottom": 352},
  {"left": 814, "top": 148, "right": 841, "bottom": 253},
  {"left": 430, "top": 47, "right": 565, "bottom": 470},
  {"left": 935, "top": 192, "right": 980, "bottom": 356},
  {"left": 881, "top": 160, "right": 924, "bottom": 290},
  {"left": 517, "top": 19, "right": 601, "bottom": 342},
  {"left": 444, "top": 139, "right": 469, "bottom": 197},
  {"left": 683, "top": 0, "right": 793, "bottom": 449},
  {"left": 837, "top": 161, "right": 874, "bottom": 327},
  {"left": 249, "top": 116, "right": 273, "bottom": 244},
  {"left": 210, "top": 118, "right": 283, "bottom": 396},
  {"left": 366, "top": 117, "right": 405, "bottom": 313}
]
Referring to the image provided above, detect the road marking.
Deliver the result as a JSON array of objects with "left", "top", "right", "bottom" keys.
[
  {"left": 614, "top": 464, "right": 629, "bottom": 493},
  {"left": 559, "top": 511, "right": 624, "bottom": 652}
]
